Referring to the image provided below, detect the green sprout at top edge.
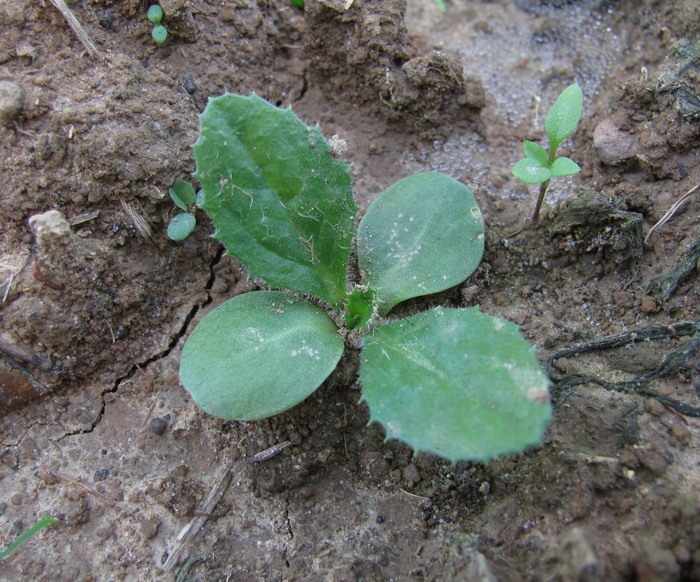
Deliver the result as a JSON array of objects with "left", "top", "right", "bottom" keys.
[{"left": 512, "top": 83, "right": 583, "bottom": 226}]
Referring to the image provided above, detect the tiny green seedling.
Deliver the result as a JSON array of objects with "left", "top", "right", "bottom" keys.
[
  {"left": 167, "top": 179, "right": 198, "bottom": 241},
  {"left": 0, "top": 515, "right": 60, "bottom": 561},
  {"left": 179, "top": 94, "right": 551, "bottom": 462},
  {"left": 147, "top": 4, "right": 168, "bottom": 45},
  {"left": 512, "top": 83, "right": 583, "bottom": 225}
]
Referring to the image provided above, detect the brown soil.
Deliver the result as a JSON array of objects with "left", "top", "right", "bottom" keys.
[{"left": 1, "top": 0, "right": 700, "bottom": 580}]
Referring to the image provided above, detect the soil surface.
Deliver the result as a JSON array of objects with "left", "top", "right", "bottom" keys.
[{"left": 2, "top": 0, "right": 700, "bottom": 580}]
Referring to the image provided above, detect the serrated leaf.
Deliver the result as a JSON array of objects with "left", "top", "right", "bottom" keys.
[
  {"left": 550, "top": 156, "right": 581, "bottom": 177},
  {"left": 360, "top": 306, "right": 552, "bottom": 462},
  {"left": 194, "top": 94, "right": 358, "bottom": 311},
  {"left": 512, "top": 157, "right": 551, "bottom": 184},
  {"left": 545, "top": 83, "right": 583, "bottom": 151},
  {"left": 522, "top": 140, "right": 549, "bottom": 166},
  {"left": 357, "top": 172, "right": 484, "bottom": 316},
  {"left": 167, "top": 212, "right": 196, "bottom": 241},
  {"left": 180, "top": 291, "right": 344, "bottom": 420},
  {"left": 169, "top": 179, "right": 197, "bottom": 210}
]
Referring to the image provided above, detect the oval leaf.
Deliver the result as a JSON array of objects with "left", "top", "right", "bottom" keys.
[
  {"left": 550, "top": 156, "right": 581, "bottom": 177},
  {"left": 357, "top": 172, "right": 484, "bottom": 316},
  {"left": 360, "top": 306, "right": 552, "bottom": 462},
  {"left": 512, "top": 157, "right": 551, "bottom": 184},
  {"left": 545, "top": 83, "right": 583, "bottom": 151},
  {"left": 167, "top": 213, "right": 196, "bottom": 241},
  {"left": 194, "top": 94, "right": 358, "bottom": 311},
  {"left": 180, "top": 291, "right": 344, "bottom": 420},
  {"left": 522, "top": 140, "right": 549, "bottom": 165},
  {"left": 169, "top": 179, "right": 197, "bottom": 209}
]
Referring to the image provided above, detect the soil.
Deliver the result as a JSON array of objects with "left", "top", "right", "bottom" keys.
[{"left": 1, "top": 0, "right": 700, "bottom": 580}]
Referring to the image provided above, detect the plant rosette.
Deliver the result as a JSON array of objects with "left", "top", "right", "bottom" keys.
[{"left": 179, "top": 94, "right": 551, "bottom": 462}]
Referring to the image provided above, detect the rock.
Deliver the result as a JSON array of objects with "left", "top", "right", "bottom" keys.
[
  {"left": 539, "top": 526, "right": 599, "bottom": 581},
  {"left": 403, "top": 463, "right": 421, "bottom": 484},
  {"left": 0, "top": 80, "right": 24, "bottom": 126},
  {"left": 593, "top": 118, "right": 639, "bottom": 166}
]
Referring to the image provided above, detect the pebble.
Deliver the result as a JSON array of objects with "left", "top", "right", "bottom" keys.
[
  {"left": 148, "top": 416, "right": 169, "bottom": 436},
  {"left": 640, "top": 295, "right": 658, "bottom": 313},
  {"left": 140, "top": 518, "right": 160, "bottom": 539},
  {"left": 403, "top": 463, "right": 421, "bottom": 484},
  {"left": 593, "top": 118, "right": 639, "bottom": 166},
  {"left": 0, "top": 80, "right": 24, "bottom": 126}
]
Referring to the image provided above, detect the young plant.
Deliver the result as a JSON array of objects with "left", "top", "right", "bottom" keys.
[
  {"left": 179, "top": 94, "right": 551, "bottom": 462},
  {"left": 0, "top": 516, "right": 60, "bottom": 561},
  {"left": 512, "top": 83, "right": 583, "bottom": 225},
  {"left": 147, "top": 4, "right": 168, "bottom": 45},
  {"left": 167, "top": 179, "right": 198, "bottom": 241}
]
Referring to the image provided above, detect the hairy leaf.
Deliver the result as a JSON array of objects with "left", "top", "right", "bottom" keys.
[
  {"left": 360, "top": 307, "right": 552, "bottom": 462},
  {"left": 545, "top": 83, "right": 583, "bottom": 151},
  {"left": 180, "top": 291, "right": 344, "bottom": 420},
  {"left": 357, "top": 172, "right": 484, "bottom": 316},
  {"left": 194, "top": 94, "right": 358, "bottom": 310}
]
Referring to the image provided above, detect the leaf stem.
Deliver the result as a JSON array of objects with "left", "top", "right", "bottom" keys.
[{"left": 531, "top": 179, "right": 550, "bottom": 225}]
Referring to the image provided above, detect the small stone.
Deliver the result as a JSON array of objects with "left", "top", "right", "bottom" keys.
[
  {"left": 403, "top": 463, "right": 421, "bottom": 484},
  {"left": 148, "top": 416, "right": 169, "bottom": 436},
  {"left": 140, "top": 518, "right": 160, "bottom": 539},
  {"left": 0, "top": 80, "right": 24, "bottom": 127},
  {"left": 93, "top": 468, "right": 109, "bottom": 482},
  {"left": 10, "top": 492, "right": 22, "bottom": 506},
  {"left": 640, "top": 295, "right": 658, "bottom": 314},
  {"left": 593, "top": 118, "right": 639, "bottom": 166}
]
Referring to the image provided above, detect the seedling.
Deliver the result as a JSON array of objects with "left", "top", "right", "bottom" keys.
[
  {"left": 167, "top": 179, "right": 198, "bottom": 241},
  {"left": 179, "top": 94, "right": 551, "bottom": 462},
  {"left": 512, "top": 83, "right": 583, "bottom": 225},
  {"left": 0, "top": 515, "right": 59, "bottom": 560},
  {"left": 147, "top": 4, "right": 168, "bottom": 45}
]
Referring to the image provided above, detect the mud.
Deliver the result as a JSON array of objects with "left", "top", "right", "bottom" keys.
[{"left": 1, "top": 0, "right": 700, "bottom": 580}]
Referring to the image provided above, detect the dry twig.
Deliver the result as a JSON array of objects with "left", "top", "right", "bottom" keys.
[
  {"left": 645, "top": 181, "right": 700, "bottom": 244},
  {"left": 50, "top": 0, "right": 103, "bottom": 60},
  {"left": 162, "top": 460, "right": 235, "bottom": 571}
]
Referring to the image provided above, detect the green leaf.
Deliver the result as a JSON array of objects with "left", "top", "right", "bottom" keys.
[
  {"left": 344, "top": 286, "right": 374, "bottom": 331},
  {"left": 357, "top": 172, "right": 484, "bottom": 316},
  {"left": 169, "top": 179, "right": 197, "bottom": 210},
  {"left": 167, "top": 212, "right": 196, "bottom": 241},
  {"left": 194, "top": 94, "right": 358, "bottom": 311},
  {"left": 550, "top": 156, "right": 581, "bottom": 177},
  {"left": 360, "top": 307, "right": 552, "bottom": 462},
  {"left": 545, "top": 83, "right": 583, "bottom": 152},
  {"left": 180, "top": 291, "right": 344, "bottom": 420},
  {"left": 522, "top": 140, "right": 548, "bottom": 166},
  {"left": 512, "top": 157, "right": 551, "bottom": 184},
  {"left": 0, "top": 516, "right": 60, "bottom": 561}
]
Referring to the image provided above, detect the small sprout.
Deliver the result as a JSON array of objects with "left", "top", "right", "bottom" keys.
[
  {"left": 512, "top": 83, "right": 583, "bottom": 225},
  {"left": 167, "top": 212, "right": 196, "bottom": 241},
  {"left": 0, "top": 515, "right": 60, "bottom": 560},
  {"left": 434, "top": 0, "right": 447, "bottom": 11},
  {"left": 147, "top": 4, "right": 164, "bottom": 25},
  {"left": 289, "top": 0, "right": 304, "bottom": 6},
  {"left": 152, "top": 24, "right": 168, "bottom": 45},
  {"left": 169, "top": 179, "right": 197, "bottom": 211},
  {"left": 166, "top": 179, "right": 199, "bottom": 241}
]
